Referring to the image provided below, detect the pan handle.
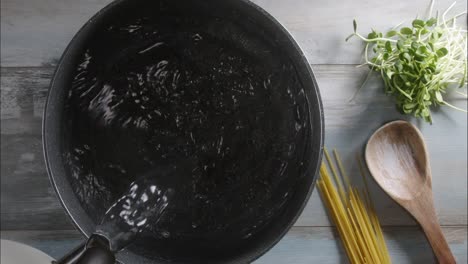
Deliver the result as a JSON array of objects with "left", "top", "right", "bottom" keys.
[{"left": 53, "top": 234, "right": 115, "bottom": 264}]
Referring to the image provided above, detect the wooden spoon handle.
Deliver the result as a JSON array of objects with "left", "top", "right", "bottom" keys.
[{"left": 419, "top": 216, "right": 456, "bottom": 264}]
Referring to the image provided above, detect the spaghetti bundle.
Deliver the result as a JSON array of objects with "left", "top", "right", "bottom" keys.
[{"left": 317, "top": 149, "right": 391, "bottom": 264}]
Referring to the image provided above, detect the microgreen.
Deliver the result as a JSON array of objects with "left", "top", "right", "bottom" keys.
[{"left": 346, "top": 2, "right": 467, "bottom": 123}]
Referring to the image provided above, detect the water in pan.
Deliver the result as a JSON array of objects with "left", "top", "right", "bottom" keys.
[{"left": 63, "top": 4, "right": 311, "bottom": 261}]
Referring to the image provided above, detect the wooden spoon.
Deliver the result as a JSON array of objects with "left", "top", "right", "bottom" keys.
[{"left": 365, "top": 120, "right": 456, "bottom": 264}]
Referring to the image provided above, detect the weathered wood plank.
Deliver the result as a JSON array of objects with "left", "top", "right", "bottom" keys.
[
  {"left": 1, "top": 226, "right": 467, "bottom": 263},
  {"left": 1, "top": 65, "right": 466, "bottom": 230},
  {"left": 1, "top": 0, "right": 466, "bottom": 66}
]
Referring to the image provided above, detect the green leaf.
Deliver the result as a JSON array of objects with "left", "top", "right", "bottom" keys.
[
  {"left": 386, "top": 30, "right": 397, "bottom": 37},
  {"left": 426, "top": 17, "right": 437, "bottom": 26},
  {"left": 403, "top": 103, "right": 417, "bottom": 110},
  {"left": 368, "top": 32, "right": 378, "bottom": 39},
  {"left": 385, "top": 41, "right": 392, "bottom": 52},
  {"left": 392, "top": 77, "right": 412, "bottom": 100},
  {"left": 415, "top": 52, "right": 427, "bottom": 61},
  {"left": 417, "top": 46, "right": 428, "bottom": 54},
  {"left": 400, "top": 52, "right": 412, "bottom": 62},
  {"left": 345, "top": 33, "right": 355, "bottom": 42},
  {"left": 427, "top": 42, "right": 434, "bottom": 51},
  {"left": 426, "top": 65, "right": 435, "bottom": 73},
  {"left": 436, "top": 48, "right": 448, "bottom": 57},
  {"left": 420, "top": 28, "right": 429, "bottom": 35},
  {"left": 353, "top": 19, "right": 357, "bottom": 32},
  {"left": 402, "top": 106, "right": 413, "bottom": 114},
  {"left": 422, "top": 74, "right": 431, "bottom": 83},
  {"left": 422, "top": 108, "right": 430, "bottom": 117},
  {"left": 412, "top": 19, "right": 425, "bottom": 28},
  {"left": 397, "top": 40, "right": 405, "bottom": 50},
  {"left": 395, "top": 61, "right": 403, "bottom": 71},
  {"left": 403, "top": 63, "right": 414, "bottom": 71},
  {"left": 385, "top": 71, "right": 394, "bottom": 79},
  {"left": 424, "top": 115, "right": 432, "bottom": 124},
  {"left": 400, "top": 27, "right": 413, "bottom": 35},
  {"left": 433, "top": 31, "right": 443, "bottom": 39}
]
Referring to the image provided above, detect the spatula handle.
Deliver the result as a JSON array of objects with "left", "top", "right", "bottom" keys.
[{"left": 54, "top": 234, "right": 115, "bottom": 264}]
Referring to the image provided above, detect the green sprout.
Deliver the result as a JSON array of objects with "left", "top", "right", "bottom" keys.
[{"left": 347, "top": 1, "right": 467, "bottom": 123}]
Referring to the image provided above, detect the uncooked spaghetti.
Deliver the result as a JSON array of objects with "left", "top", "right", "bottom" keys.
[{"left": 317, "top": 148, "right": 391, "bottom": 264}]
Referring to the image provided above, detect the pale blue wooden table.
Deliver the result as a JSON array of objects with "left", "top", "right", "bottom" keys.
[{"left": 1, "top": 0, "right": 466, "bottom": 263}]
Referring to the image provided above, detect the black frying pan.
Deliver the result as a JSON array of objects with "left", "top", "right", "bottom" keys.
[{"left": 43, "top": 0, "right": 324, "bottom": 263}]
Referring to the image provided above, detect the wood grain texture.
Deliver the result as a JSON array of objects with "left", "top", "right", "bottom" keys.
[
  {"left": 1, "top": 0, "right": 466, "bottom": 67},
  {"left": 1, "top": 66, "right": 466, "bottom": 230},
  {"left": 1, "top": 226, "right": 467, "bottom": 263},
  {"left": 366, "top": 121, "right": 456, "bottom": 264}
]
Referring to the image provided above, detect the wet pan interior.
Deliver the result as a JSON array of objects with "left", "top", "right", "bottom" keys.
[{"left": 44, "top": 0, "right": 323, "bottom": 263}]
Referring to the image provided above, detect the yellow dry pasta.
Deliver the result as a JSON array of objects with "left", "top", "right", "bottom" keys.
[{"left": 317, "top": 148, "right": 391, "bottom": 264}]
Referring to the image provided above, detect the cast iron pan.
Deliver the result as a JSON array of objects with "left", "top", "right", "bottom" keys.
[{"left": 43, "top": 0, "right": 324, "bottom": 263}]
